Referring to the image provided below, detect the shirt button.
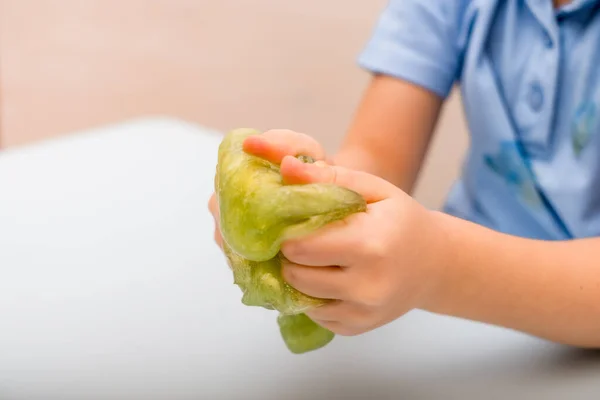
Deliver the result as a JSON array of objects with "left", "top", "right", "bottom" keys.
[
  {"left": 527, "top": 81, "right": 544, "bottom": 112},
  {"left": 543, "top": 31, "right": 553, "bottom": 49}
]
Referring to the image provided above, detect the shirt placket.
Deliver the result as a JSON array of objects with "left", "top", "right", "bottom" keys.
[{"left": 515, "top": 0, "right": 561, "bottom": 155}]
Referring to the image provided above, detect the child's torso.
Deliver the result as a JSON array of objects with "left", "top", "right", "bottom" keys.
[{"left": 447, "top": 0, "right": 600, "bottom": 240}]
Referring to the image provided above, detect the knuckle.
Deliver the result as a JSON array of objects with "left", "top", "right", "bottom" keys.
[
  {"left": 328, "top": 165, "right": 339, "bottom": 185},
  {"left": 356, "top": 288, "right": 384, "bottom": 308},
  {"left": 333, "top": 325, "right": 363, "bottom": 337},
  {"left": 208, "top": 194, "right": 219, "bottom": 214},
  {"left": 311, "top": 164, "right": 339, "bottom": 186},
  {"left": 280, "top": 241, "right": 305, "bottom": 262},
  {"left": 361, "top": 237, "right": 388, "bottom": 261},
  {"left": 354, "top": 279, "right": 392, "bottom": 308},
  {"left": 281, "top": 262, "right": 298, "bottom": 284}
]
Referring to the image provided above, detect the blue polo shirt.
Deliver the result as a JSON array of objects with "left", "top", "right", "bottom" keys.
[{"left": 358, "top": 0, "right": 600, "bottom": 240}]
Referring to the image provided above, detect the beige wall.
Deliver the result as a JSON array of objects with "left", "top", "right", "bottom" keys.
[{"left": 0, "top": 0, "right": 468, "bottom": 208}]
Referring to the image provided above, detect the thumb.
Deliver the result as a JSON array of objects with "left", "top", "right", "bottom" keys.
[{"left": 280, "top": 155, "right": 397, "bottom": 203}]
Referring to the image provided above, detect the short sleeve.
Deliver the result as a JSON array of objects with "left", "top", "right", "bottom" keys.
[{"left": 357, "top": 0, "right": 470, "bottom": 99}]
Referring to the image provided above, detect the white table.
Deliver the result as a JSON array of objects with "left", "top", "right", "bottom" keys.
[{"left": 0, "top": 117, "right": 598, "bottom": 400}]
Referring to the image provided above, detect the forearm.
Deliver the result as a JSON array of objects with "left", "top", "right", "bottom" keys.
[
  {"left": 333, "top": 74, "right": 443, "bottom": 194},
  {"left": 427, "top": 211, "right": 600, "bottom": 348}
]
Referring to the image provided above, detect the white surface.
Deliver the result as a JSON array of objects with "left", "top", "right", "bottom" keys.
[{"left": 0, "top": 117, "right": 599, "bottom": 400}]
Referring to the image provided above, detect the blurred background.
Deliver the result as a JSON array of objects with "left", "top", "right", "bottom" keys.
[{"left": 0, "top": 0, "right": 469, "bottom": 209}]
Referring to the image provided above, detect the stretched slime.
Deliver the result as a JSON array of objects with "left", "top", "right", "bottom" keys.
[{"left": 215, "top": 128, "right": 367, "bottom": 353}]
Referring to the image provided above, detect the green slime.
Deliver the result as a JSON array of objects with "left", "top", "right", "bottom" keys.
[{"left": 215, "top": 128, "right": 367, "bottom": 354}]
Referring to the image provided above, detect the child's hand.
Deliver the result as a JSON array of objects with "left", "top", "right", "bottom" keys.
[
  {"left": 278, "top": 155, "right": 446, "bottom": 336},
  {"left": 208, "top": 129, "right": 329, "bottom": 249},
  {"left": 209, "top": 128, "right": 446, "bottom": 336}
]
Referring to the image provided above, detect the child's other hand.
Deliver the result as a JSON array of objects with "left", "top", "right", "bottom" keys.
[
  {"left": 208, "top": 129, "right": 329, "bottom": 249},
  {"left": 279, "top": 156, "right": 446, "bottom": 336}
]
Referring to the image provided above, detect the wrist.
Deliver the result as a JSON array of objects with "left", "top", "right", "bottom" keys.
[
  {"left": 418, "top": 211, "right": 524, "bottom": 316},
  {"left": 416, "top": 209, "right": 459, "bottom": 312}
]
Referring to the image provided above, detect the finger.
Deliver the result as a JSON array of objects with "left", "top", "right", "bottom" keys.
[
  {"left": 280, "top": 155, "right": 397, "bottom": 203},
  {"left": 281, "top": 211, "right": 374, "bottom": 267},
  {"left": 242, "top": 129, "right": 326, "bottom": 164},
  {"left": 208, "top": 193, "right": 218, "bottom": 216},
  {"left": 310, "top": 320, "right": 363, "bottom": 336},
  {"left": 306, "top": 301, "right": 371, "bottom": 336},
  {"left": 282, "top": 262, "right": 349, "bottom": 300},
  {"left": 208, "top": 194, "right": 223, "bottom": 248}
]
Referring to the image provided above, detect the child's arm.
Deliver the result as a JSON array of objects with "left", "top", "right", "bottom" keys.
[
  {"left": 266, "top": 156, "right": 600, "bottom": 349},
  {"left": 333, "top": 74, "right": 444, "bottom": 194},
  {"left": 331, "top": 0, "right": 469, "bottom": 194},
  {"left": 427, "top": 212, "right": 600, "bottom": 348}
]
